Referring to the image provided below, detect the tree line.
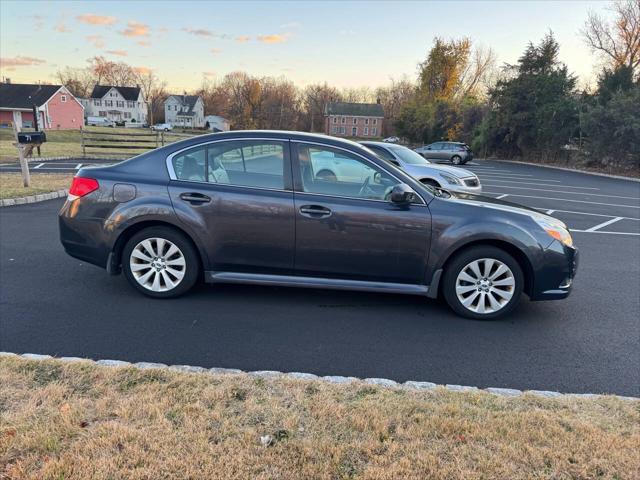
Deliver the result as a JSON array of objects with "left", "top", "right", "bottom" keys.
[{"left": 57, "top": 0, "right": 638, "bottom": 170}]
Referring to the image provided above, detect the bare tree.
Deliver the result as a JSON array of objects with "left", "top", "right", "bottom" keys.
[
  {"left": 55, "top": 67, "right": 94, "bottom": 98},
  {"left": 582, "top": 0, "right": 640, "bottom": 74},
  {"left": 135, "top": 70, "right": 167, "bottom": 125}
]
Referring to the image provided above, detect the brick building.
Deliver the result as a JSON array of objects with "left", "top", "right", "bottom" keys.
[{"left": 324, "top": 101, "right": 384, "bottom": 138}]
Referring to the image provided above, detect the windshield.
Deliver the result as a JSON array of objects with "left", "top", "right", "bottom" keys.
[{"left": 390, "top": 146, "right": 432, "bottom": 165}]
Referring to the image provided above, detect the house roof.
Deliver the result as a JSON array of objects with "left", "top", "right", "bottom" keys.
[
  {"left": 326, "top": 102, "right": 384, "bottom": 117},
  {"left": 90, "top": 85, "right": 141, "bottom": 101},
  {"left": 0, "top": 83, "right": 62, "bottom": 109}
]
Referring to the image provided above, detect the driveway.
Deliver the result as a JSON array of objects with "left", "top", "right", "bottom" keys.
[{"left": 0, "top": 160, "right": 638, "bottom": 396}]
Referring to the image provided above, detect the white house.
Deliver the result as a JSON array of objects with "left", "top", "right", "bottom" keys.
[
  {"left": 80, "top": 85, "right": 147, "bottom": 124},
  {"left": 164, "top": 95, "right": 205, "bottom": 128},
  {"left": 204, "top": 115, "right": 230, "bottom": 132}
]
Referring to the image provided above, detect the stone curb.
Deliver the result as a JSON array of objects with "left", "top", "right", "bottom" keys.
[
  {"left": 491, "top": 159, "right": 640, "bottom": 182},
  {"left": 1, "top": 352, "right": 638, "bottom": 402},
  {"left": 0, "top": 189, "right": 68, "bottom": 208}
]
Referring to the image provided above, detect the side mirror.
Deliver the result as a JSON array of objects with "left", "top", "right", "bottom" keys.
[{"left": 390, "top": 183, "right": 416, "bottom": 205}]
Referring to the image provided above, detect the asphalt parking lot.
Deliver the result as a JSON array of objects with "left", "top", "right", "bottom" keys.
[{"left": 0, "top": 160, "right": 638, "bottom": 396}]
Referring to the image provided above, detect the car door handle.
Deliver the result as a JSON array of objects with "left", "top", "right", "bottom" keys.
[
  {"left": 180, "top": 192, "right": 211, "bottom": 204},
  {"left": 299, "top": 205, "right": 332, "bottom": 218}
]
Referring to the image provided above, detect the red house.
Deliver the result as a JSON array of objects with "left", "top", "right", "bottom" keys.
[
  {"left": 324, "top": 101, "right": 385, "bottom": 138},
  {"left": 0, "top": 82, "right": 84, "bottom": 130}
]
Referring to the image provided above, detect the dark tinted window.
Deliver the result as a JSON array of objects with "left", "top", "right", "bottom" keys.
[
  {"left": 172, "top": 147, "right": 206, "bottom": 182},
  {"left": 366, "top": 145, "right": 396, "bottom": 162},
  {"left": 207, "top": 140, "right": 285, "bottom": 189}
]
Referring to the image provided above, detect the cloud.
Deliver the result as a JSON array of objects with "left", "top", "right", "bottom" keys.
[
  {"left": 235, "top": 35, "right": 251, "bottom": 43},
  {"left": 211, "top": 48, "right": 221, "bottom": 55},
  {"left": 0, "top": 56, "right": 46, "bottom": 69},
  {"left": 183, "top": 27, "right": 214, "bottom": 37},
  {"left": 137, "top": 40, "right": 150, "bottom": 47},
  {"left": 257, "top": 33, "right": 290, "bottom": 44},
  {"left": 76, "top": 14, "right": 117, "bottom": 26},
  {"left": 203, "top": 71, "right": 216, "bottom": 78},
  {"left": 55, "top": 23, "right": 71, "bottom": 33},
  {"left": 86, "top": 35, "right": 105, "bottom": 48},
  {"left": 120, "top": 21, "right": 150, "bottom": 38},
  {"left": 133, "top": 66, "right": 153, "bottom": 75},
  {"left": 106, "top": 50, "right": 128, "bottom": 57}
]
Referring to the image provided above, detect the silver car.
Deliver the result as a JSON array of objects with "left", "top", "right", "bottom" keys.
[
  {"left": 361, "top": 141, "right": 481, "bottom": 194},
  {"left": 414, "top": 141, "right": 473, "bottom": 165}
]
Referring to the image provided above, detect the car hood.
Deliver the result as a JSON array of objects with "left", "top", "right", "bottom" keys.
[
  {"left": 442, "top": 191, "right": 564, "bottom": 225},
  {"left": 406, "top": 163, "right": 475, "bottom": 178}
]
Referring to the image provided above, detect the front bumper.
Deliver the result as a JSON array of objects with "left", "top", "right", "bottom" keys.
[{"left": 530, "top": 241, "right": 579, "bottom": 301}]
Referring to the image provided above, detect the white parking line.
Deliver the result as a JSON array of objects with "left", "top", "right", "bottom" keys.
[
  {"left": 496, "top": 194, "right": 509, "bottom": 199},
  {"left": 484, "top": 192, "right": 640, "bottom": 209},
  {"left": 33, "top": 163, "right": 45, "bottom": 169},
  {"left": 477, "top": 173, "right": 534, "bottom": 178},
  {"left": 483, "top": 184, "right": 640, "bottom": 200},
  {"left": 570, "top": 229, "right": 640, "bottom": 236},
  {"left": 479, "top": 178, "right": 584, "bottom": 187},
  {"left": 536, "top": 208, "right": 639, "bottom": 221},
  {"left": 75, "top": 163, "right": 83, "bottom": 169},
  {"left": 585, "top": 217, "right": 624, "bottom": 232}
]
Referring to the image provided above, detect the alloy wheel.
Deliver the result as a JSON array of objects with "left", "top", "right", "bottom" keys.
[
  {"left": 455, "top": 258, "right": 515, "bottom": 314},
  {"left": 129, "top": 237, "right": 186, "bottom": 292}
]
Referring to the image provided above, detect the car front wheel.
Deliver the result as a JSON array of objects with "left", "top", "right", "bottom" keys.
[
  {"left": 451, "top": 155, "right": 462, "bottom": 165},
  {"left": 122, "top": 227, "right": 200, "bottom": 298},
  {"left": 442, "top": 246, "right": 523, "bottom": 320}
]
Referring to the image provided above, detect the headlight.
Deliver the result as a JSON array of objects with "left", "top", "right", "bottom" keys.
[
  {"left": 440, "top": 173, "right": 462, "bottom": 185},
  {"left": 535, "top": 216, "right": 573, "bottom": 247}
]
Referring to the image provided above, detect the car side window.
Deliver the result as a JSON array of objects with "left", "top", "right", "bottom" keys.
[
  {"left": 297, "top": 144, "right": 400, "bottom": 201},
  {"left": 432, "top": 142, "right": 443, "bottom": 150},
  {"left": 207, "top": 140, "right": 285, "bottom": 190},
  {"left": 367, "top": 145, "right": 399, "bottom": 165},
  {"left": 172, "top": 147, "right": 206, "bottom": 182}
]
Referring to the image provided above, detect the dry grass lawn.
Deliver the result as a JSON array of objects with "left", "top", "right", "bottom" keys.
[
  {"left": 0, "top": 357, "right": 638, "bottom": 480},
  {"left": 0, "top": 173, "right": 73, "bottom": 200}
]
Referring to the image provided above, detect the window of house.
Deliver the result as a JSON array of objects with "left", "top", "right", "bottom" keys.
[
  {"left": 340, "top": 126, "right": 345, "bottom": 134},
  {"left": 99, "top": 111, "right": 106, "bottom": 117},
  {"left": 124, "top": 112, "right": 131, "bottom": 119},
  {"left": 365, "top": 118, "right": 369, "bottom": 125},
  {"left": 116, "top": 101, "right": 124, "bottom": 108},
  {"left": 332, "top": 117, "right": 337, "bottom": 124},
  {"left": 127, "top": 101, "right": 135, "bottom": 108},
  {"left": 364, "top": 127, "right": 369, "bottom": 136},
  {"left": 352, "top": 127, "right": 357, "bottom": 136},
  {"left": 105, "top": 100, "right": 113, "bottom": 107},
  {"left": 94, "top": 100, "right": 101, "bottom": 106},
  {"left": 61, "top": 95, "right": 67, "bottom": 103},
  {"left": 372, "top": 127, "right": 377, "bottom": 136},
  {"left": 297, "top": 144, "right": 400, "bottom": 201},
  {"left": 206, "top": 140, "right": 285, "bottom": 189},
  {"left": 373, "top": 118, "right": 378, "bottom": 125},
  {"left": 332, "top": 126, "right": 338, "bottom": 134},
  {"left": 341, "top": 116, "right": 346, "bottom": 124},
  {"left": 353, "top": 118, "right": 357, "bottom": 125}
]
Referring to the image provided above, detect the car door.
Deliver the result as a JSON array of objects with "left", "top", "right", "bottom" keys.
[
  {"left": 167, "top": 138, "right": 295, "bottom": 275},
  {"left": 291, "top": 142, "right": 432, "bottom": 285}
]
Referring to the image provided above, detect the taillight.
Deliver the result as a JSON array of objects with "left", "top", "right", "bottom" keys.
[{"left": 68, "top": 177, "right": 99, "bottom": 199}]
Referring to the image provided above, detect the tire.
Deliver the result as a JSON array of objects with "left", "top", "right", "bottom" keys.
[
  {"left": 442, "top": 246, "right": 524, "bottom": 320},
  {"left": 316, "top": 169, "right": 337, "bottom": 182},
  {"left": 122, "top": 227, "right": 200, "bottom": 298},
  {"left": 451, "top": 155, "right": 462, "bottom": 165}
]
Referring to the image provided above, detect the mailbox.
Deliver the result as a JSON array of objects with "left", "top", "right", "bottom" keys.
[{"left": 17, "top": 131, "right": 47, "bottom": 144}]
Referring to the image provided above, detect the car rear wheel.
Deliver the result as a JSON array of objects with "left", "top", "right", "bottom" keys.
[
  {"left": 442, "top": 246, "right": 523, "bottom": 320},
  {"left": 451, "top": 155, "right": 462, "bottom": 165},
  {"left": 122, "top": 227, "right": 199, "bottom": 298}
]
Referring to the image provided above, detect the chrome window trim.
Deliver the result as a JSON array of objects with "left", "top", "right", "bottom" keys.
[
  {"left": 165, "top": 137, "right": 290, "bottom": 181},
  {"left": 294, "top": 140, "right": 427, "bottom": 205}
]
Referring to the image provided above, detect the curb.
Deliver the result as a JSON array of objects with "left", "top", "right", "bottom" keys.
[
  {"left": 0, "top": 189, "right": 68, "bottom": 207},
  {"left": 491, "top": 159, "right": 640, "bottom": 182},
  {"left": 1, "top": 352, "right": 637, "bottom": 402}
]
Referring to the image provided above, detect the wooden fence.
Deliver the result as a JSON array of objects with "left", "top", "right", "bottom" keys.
[{"left": 81, "top": 129, "right": 197, "bottom": 158}]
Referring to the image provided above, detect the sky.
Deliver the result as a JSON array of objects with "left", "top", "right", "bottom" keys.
[{"left": 0, "top": 0, "right": 615, "bottom": 92}]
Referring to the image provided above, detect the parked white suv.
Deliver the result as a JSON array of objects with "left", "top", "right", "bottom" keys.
[
  {"left": 361, "top": 141, "right": 481, "bottom": 194},
  {"left": 152, "top": 123, "right": 173, "bottom": 132}
]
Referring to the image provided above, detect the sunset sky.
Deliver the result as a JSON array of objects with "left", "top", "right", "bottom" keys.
[{"left": 0, "top": 0, "right": 614, "bottom": 91}]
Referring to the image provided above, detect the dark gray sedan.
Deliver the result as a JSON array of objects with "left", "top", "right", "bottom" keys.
[{"left": 59, "top": 130, "right": 577, "bottom": 319}]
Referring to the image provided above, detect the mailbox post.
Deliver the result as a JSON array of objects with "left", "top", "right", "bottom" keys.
[{"left": 12, "top": 111, "right": 47, "bottom": 188}]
